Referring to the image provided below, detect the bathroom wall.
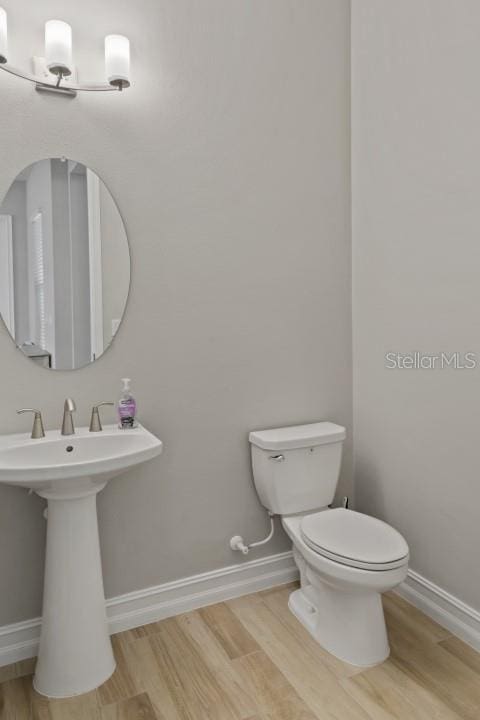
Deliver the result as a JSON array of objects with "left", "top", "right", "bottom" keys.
[
  {"left": 0, "top": 0, "right": 351, "bottom": 626},
  {"left": 352, "top": 0, "right": 480, "bottom": 609}
]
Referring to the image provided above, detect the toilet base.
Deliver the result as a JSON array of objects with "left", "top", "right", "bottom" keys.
[{"left": 288, "top": 583, "right": 390, "bottom": 667}]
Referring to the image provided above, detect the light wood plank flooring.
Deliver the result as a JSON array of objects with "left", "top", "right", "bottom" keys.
[{"left": 1, "top": 583, "right": 479, "bottom": 719}]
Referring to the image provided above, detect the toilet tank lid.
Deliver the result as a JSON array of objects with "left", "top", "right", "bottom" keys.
[{"left": 249, "top": 422, "right": 346, "bottom": 451}]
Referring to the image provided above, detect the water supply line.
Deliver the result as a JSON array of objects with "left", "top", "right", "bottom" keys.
[{"left": 230, "top": 511, "right": 275, "bottom": 555}]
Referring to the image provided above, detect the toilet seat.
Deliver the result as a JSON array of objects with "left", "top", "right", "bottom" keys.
[{"left": 300, "top": 508, "right": 409, "bottom": 571}]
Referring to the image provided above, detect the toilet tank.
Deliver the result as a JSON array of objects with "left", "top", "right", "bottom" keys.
[{"left": 249, "top": 422, "right": 346, "bottom": 515}]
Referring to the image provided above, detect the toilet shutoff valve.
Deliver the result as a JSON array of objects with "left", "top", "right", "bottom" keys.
[
  {"left": 229, "top": 511, "right": 275, "bottom": 556},
  {"left": 229, "top": 535, "right": 249, "bottom": 555}
]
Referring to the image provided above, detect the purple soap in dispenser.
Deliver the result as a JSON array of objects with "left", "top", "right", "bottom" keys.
[{"left": 118, "top": 378, "right": 138, "bottom": 429}]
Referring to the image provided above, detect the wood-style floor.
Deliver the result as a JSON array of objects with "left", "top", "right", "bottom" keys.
[{"left": 1, "top": 583, "right": 480, "bottom": 719}]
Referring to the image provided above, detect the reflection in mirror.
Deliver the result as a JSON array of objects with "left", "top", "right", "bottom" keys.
[{"left": 0, "top": 158, "right": 130, "bottom": 370}]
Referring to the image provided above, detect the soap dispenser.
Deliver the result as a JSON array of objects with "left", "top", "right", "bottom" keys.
[{"left": 117, "top": 378, "right": 138, "bottom": 429}]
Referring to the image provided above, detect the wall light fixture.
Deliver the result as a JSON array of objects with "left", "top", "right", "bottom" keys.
[{"left": 0, "top": 9, "right": 130, "bottom": 97}]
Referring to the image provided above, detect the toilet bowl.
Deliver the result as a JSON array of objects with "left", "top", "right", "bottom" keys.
[
  {"left": 283, "top": 509, "right": 408, "bottom": 666},
  {"left": 249, "top": 422, "right": 409, "bottom": 667}
]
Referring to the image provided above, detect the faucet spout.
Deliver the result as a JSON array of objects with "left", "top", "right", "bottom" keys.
[{"left": 61, "top": 398, "right": 76, "bottom": 436}]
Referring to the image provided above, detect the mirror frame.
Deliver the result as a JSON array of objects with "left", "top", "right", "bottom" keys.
[{"left": 0, "top": 156, "right": 132, "bottom": 371}]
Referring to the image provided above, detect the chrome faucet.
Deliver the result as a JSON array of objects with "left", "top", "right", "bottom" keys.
[{"left": 61, "top": 398, "right": 76, "bottom": 436}]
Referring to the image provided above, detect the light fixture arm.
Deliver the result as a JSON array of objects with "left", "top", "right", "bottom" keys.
[{"left": 0, "top": 62, "right": 121, "bottom": 97}]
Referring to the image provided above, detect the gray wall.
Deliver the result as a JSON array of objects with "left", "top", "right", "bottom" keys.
[
  {"left": 352, "top": 0, "right": 480, "bottom": 610},
  {"left": 0, "top": 0, "right": 351, "bottom": 625}
]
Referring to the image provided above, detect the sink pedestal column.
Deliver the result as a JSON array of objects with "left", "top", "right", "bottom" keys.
[{"left": 34, "top": 483, "right": 116, "bottom": 698}]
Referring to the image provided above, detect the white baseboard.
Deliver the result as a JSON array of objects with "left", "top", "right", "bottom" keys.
[
  {"left": 396, "top": 569, "right": 480, "bottom": 652},
  {"left": 0, "top": 550, "right": 298, "bottom": 668}
]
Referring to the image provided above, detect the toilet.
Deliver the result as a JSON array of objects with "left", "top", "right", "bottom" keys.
[{"left": 249, "top": 421, "right": 409, "bottom": 667}]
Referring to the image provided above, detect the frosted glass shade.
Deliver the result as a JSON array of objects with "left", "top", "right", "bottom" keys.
[
  {"left": 0, "top": 7, "right": 7, "bottom": 63},
  {"left": 45, "top": 20, "right": 72, "bottom": 76},
  {"left": 105, "top": 35, "right": 130, "bottom": 88}
]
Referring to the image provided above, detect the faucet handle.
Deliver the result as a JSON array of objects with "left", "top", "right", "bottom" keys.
[
  {"left": 89, "top": 402, "right": 115, "bottom": 433},
  {"left": 17, "top": 408, "right": 45, "bottom": 439}
]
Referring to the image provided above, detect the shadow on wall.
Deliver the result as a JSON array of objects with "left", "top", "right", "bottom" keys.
[{"left": 354, "top": 458, "right": 386, "bottom": 520}]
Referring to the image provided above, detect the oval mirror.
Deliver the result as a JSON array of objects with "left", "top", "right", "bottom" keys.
[{"left": 0, "top": 158, "right": 130, "bottom": 370}]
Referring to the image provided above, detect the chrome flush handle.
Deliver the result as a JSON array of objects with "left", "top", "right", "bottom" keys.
[
  {"left": 269, "top": 454, "right": 285, "bottom": 462},
  {"left": 17, "top": 408, "right": 45, "bottom": 439}
]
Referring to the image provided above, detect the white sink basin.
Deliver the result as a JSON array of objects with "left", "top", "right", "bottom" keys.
[
  {"left": 0, "top": 423, "right": 162, "bottom": 699},
  {"left": 0, "top": 424, "right": 162, "bottom": 492}
]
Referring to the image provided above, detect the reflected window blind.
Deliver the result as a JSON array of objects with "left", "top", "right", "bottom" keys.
[{"left": 31, "top": 213, "right": 46, "bottom": 350}]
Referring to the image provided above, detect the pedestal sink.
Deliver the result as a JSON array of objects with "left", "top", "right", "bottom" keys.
[{"left": 0, "top": 424, "right": 162, "bottom": 698}]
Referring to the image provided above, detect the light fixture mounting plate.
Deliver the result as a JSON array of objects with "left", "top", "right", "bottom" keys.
[{"left": 35, "top": 82, "right": 77, "bottom": 97}]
